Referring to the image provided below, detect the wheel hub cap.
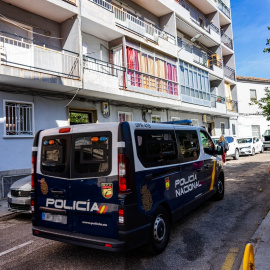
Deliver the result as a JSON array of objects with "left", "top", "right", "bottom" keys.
[{"left": 154, "top": 216, "right": 166, "bottom": 242}]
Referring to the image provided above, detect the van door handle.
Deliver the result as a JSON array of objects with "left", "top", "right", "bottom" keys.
[
  {"left": 51, "top": 189, "right": 65, "bottom": 195},
  {"left": 145, "top": 174, "right": 153, "bottom": 182}
]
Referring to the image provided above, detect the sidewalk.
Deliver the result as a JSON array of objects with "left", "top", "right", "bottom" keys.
[{"left": 0, "top": 199, "right": 270, "bottom": 269}]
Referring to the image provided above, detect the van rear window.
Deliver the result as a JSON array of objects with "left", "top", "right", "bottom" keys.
[
  {"left": 135, "top": 130, "right": 178, "bottom": 167},
  {"left": 72, "top": 132, "right": 112, "bottom": 177},
  {"left": 41, "top": 137, "right": 69, "bottom": 176}
]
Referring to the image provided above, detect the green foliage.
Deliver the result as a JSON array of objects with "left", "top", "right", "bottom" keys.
[
  {"left": 69, "top": 112, "right": 89, "bottom": 124},
  {"left": 251, "top": 87, "right": 270, "bottom": 121},
  {"left": 263, "top": 27, "right": 270, "bottom": 53}
]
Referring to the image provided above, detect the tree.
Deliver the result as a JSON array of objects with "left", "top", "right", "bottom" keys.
[
  {"left": 263, "top": 27, "right": 270, "bottom": 53},
  {"left": 251, "top": 87, "right": 270, "bottom": 120}
]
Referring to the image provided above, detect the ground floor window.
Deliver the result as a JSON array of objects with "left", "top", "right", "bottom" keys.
[
  {"left": 118, "top": 112, "right": 133, "bottom": 122},
  {"left": 251, "top": 125, "right": 260, "bottom": 137},
  {"left": 4, "top": 100, "right": 34, "bottom": 136},
  {"left": 221, "top": 122, "right": 225, "bottom": 135},
  {"left": 151, "top": 115, "right": 161, "bottom": 123},
  {"left": 69, "top": 111, "right": 93, "bottom": 125},
  {"left": 232, "top": 123, "right": 236, "bottom": 135},
  {"left": 191, "top": 119, "right": 199, "bottom": 127}
]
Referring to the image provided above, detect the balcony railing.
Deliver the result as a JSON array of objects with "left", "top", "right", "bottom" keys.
[
  {"left": 89, "top": 0, "right": 176, "bottom": 44},
  {"left": 64, "top": 0, "right": 76, "bottom": 5},
  {"left": 226, "top": 99, "right": 238, "bottom": 113},
  {"left": 210, "top": 94, "right": 226, "bottom": 108},
  {"left": 0, "top": 31, "right": 80, "bottom": 79},
  {"left": 224, "top": 65, "right": 235, "bottom": 81},
  {"left": 177, "top": 0, "right": 219, "bottom": 34},
  {"left": 178, "top": 39, "right": 223, "bottom": 69},
  {"left": 218, "top": 0, "right": 230, "bottom": 18},
  {"left": 83, "top": 55, "right": 125, "bottom": 87},
  {"left": 221, "top": 31, "right": 233, "bottom": 50}
]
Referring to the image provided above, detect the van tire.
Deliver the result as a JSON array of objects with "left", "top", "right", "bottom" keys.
[
  {"left": 233, "top": 149, "right": 239, "bottom": 160},
  {"left": 146, "top": 206, "right": 170, "bottom": 254},
  {"left": 213, "top": 175, "right": 224, "bottom": 201}
]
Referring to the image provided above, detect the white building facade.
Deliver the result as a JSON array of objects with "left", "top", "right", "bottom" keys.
[
  {"left": 237, "top": 76, "right": 270, "bottom": 138},
  {"left": 0, "top": 0, "right": 237, "bottom": 198}
]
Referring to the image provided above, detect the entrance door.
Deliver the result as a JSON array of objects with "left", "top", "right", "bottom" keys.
[{"left": 207, "top": 122, "right": 214, "bottom": 136}]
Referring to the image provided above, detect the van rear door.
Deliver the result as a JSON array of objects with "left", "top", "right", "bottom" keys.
[{"left": 70, "top": 131, "right": 119, "bottom": 239}]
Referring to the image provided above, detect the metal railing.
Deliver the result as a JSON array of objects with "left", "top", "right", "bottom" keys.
[
  {"left": 0, "top": 31, "right": 80, "bottom": 78},
  {"left": 89, "top": 0, "right": 176, "bottom": 44},
  {"left": 224, "top": 65, "right": 235, "bottom": 81},
  {"left": 83, "top": 55, "right": 125, "bottom": 87},
  {"left": 221, "top": 30, "right": 233, "bottom": 50},
  {"left": 218, "top": 0, "right": 230, "bottom": 18},
  {"left": 178, "top": 0, "right": 219, "bottom": 34},
  {"left": 226, "top": 98, "right": 238, "bottom": 113},
  {"left": 210, "top": 94, "right": 225, "bottom": 107}
]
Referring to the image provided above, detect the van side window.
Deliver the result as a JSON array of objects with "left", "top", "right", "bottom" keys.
[
  {"left": 200, "top": 131, "right": 215, "bottom": 155},
  {"left": 135, "top": 130, "right": 178, "bottom": 167},
  {"left": 176, "top": 130, "right": 200, "bottom": 162},
  {"left": 72, "top": 132, "right": 112, "bottom": 177}
]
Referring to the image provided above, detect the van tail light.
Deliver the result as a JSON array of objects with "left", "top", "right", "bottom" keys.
[
  {"left": 118, "top": 208, "right": 124, "bottom": 224},
  {"left": 31, "top": 198, "right": 35, "bottom": 213},
  {"left": 118, "top": 154, "right": 131, "bottom": 193},
  {"left": 31, "top": 156, "right": 37, "bottom": 190}
]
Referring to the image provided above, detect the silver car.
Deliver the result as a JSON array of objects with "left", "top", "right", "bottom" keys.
[{"left": 7, "top": 175, "right": 31, "bottom": 213}]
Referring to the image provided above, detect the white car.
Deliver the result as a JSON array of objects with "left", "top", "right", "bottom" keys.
[
  {"left": 237, "top": 137, "right": 264, "bottom": 156},
  {"left": 212, "top": 136, "right": 240, "bottom": 160}
]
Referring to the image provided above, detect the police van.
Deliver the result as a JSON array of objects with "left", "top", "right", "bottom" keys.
[{"left": 31, "top": 121, "right": 224, "bottom": 254}]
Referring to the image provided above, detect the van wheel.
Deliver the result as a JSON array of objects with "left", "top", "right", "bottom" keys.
[
  {"left": 146, "top": 206, "right": 170, "bottom": 254},
  {"left": 213, "top": 175, "right": 224, "bottom": 201},
  {"left": 234, "top": 149, "right": 239, "bottom": 160},
  {"left": 251, "top": 148, "right": 255, "bottom": 156}
]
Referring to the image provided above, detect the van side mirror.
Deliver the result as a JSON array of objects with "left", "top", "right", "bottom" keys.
[{"left": 215, "top": 145, "right": 224, "bottom": 155}]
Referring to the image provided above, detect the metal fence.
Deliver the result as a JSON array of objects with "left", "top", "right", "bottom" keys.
[
  {"left": 221, "top": 31, "right": 233, "bottom": 50},
  {"left": 0, "top": 31, "right": 80, "bottom": 79},
  {"left": 218, "top": 0, "right": 230, "bottom": 18},
  {"left": 224, "top": 65, "right": 235, "bottom": 81}
]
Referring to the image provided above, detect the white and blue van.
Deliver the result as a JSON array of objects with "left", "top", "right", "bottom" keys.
[{"left": 31, "top": 121, "right": 224, "bottom": 254}]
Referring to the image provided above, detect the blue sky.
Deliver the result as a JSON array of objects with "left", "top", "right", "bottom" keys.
[{"left": 231, "top": 0, "right": 270, "bottom": 79}]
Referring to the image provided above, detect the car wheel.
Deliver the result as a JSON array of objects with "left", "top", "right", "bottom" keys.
[
  {"left": 213, "top": 175, "right": 224, "bottom": 201},
  {"left": 260, "top": 146, "right": 264, "bottom": 153},
  {"left": 233, "top": 149, "right": 239, "bottom": 160},
  {"left": 146, "top": 206, "right": 171, "bottom": 254},
  {"left": 251, "top": 148, "right": 255, "bottom": 156}
]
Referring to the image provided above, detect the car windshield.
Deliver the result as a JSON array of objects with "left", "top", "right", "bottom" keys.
[
  {"left": 237, "top": 138, "right": 252, "bottom": 144},
  {"left": 264, "top": 130, "right": 270, "bottom": 136}
]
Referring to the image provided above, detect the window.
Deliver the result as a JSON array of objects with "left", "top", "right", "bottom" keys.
[
  {"left": 135, "top": 130, "right": 178, "bottom": 167},
  {"left": 151, "top": 115, "right": 161, "bottom": 123},
  {"left": 179, "top": 61, "right": 210, "bottom": 101},
  {"left": 176, "top": 130, "right": 200, "bottom": 162},
  {"left": 252, "top": 125, "right": 260, "bottom": 137},
  {"left": 232, "top": 124, "right": 236, "bottom": 135},
  {"left": 4, "top": 100, "right": 34, "bottom": 137},
  {"left": 191, "top": 119, "right": 199, "bottom": 126},
  {"left": 221, "top": 122, "right": 225, "bottom": 135},
  {"left": 69, "top": 111, "right": 92, "bottom": 125},
  {"left": 250, "top": 89, "right": 257, "bottom": 101},
  {"left": 171, "top": 117, "right": 180, "bottom": 121},
  {"left": 118, "top": 112, "right": 133, "bottom": 122},
  {"left": 200, "top": 131, "right": 215, "bottom": 155}
]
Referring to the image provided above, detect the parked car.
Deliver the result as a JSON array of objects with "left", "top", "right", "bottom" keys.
[
  {"left": 7, "top": 175, "right": 31, "bottom": 213},
  {"left": 237, "top": 137, "right": 264, "bottom": 156},
  {"left": 262, "top": 130, "right": 270, "bottom": 150},
  {"left": 212, "top": 136, "right": 240, "bottom": 160}
]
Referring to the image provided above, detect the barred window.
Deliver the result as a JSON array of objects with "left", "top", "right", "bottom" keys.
[{"left": 4, "top": 100, "right": 34, "bottom": 136}]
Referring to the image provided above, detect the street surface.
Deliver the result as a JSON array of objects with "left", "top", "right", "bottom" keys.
[{"left": 1, "top": 152, "right": 270, "bottom": 270}]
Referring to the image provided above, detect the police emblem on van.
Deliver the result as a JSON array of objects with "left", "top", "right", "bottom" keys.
[
  {"left": 40, "top": 178, "right": 49, "bottom": 195},
  {"left": 165, "top": 177, "right": 170, "bottom": 190},
  {"left": 101, "top": 183, "right": 113, "bottom": 199}
]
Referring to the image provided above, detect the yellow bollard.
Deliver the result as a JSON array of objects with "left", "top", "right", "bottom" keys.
[{"left": 243, "top": 243, "right": 255, "bottom": 270}]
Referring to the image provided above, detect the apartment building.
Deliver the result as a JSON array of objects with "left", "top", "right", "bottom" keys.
[
  {"left": 237, "top": 76, "right": 270, "bottom": 138},
  {"left": 0, "top": 0, "right": 237, "bottom": 198}
]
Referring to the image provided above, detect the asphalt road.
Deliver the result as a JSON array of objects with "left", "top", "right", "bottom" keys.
[{"left": 1, "top": 152, "right": 270, "bottom": 270}]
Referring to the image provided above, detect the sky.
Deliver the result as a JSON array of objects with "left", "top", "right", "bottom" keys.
[{"left": 230, "top": 0, "right": 270, "bottom": 79}]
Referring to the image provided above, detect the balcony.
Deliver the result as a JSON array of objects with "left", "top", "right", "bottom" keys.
[
  {"left": 88, "top": 0, "right": 176, "bottom": 44},
  {"left": 0, "top": 31, "right": 80, "bottom": 82},
  {"left": 1, "top": 0, "right": 78, "bottom": 23},
  {"left": 226, "top": 99, "right": 238, "bottom": 113},
  {"left": 224, "top": 65, "right": 235, "bottom": 81},
  {"left": 221, "top": 31, "right": 233, "bottom": 50},
  {"left": 218, "top": 0, "right": 230, "bottom": 18},
  {"left": 176, "top": 0, "right": 220, "bottom": 34}
]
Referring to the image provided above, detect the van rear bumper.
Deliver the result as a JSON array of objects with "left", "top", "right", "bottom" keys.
[{"left": 32, "top": 223, "right": 151, "bottom": 252}]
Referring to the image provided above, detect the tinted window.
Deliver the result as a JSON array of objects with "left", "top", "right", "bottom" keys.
[
  {"left": 225, "top": 136, "right": 233, "bottom": 143},
  {"left": 136, "top": 130, "right": 178, "bottom": 167},
  {"left": 200, "top": 131, "right": 215, "bottom": 155},
  {"left": 176, "top": 130, "right": 200, "bottom": 162},
  {"left": 72, "top": 132, "right": 111, "bottom": 177},
  {"left": 41, "top": 135, "right": 70, "bottom": 177}
]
